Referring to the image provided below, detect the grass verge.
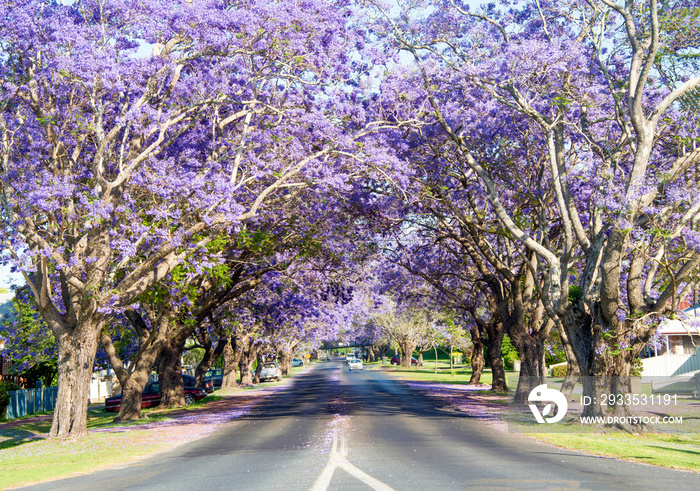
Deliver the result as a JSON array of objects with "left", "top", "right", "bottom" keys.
[
  {"left": 0, "top": 387, "right": 272, "bottom": 489},
  {"left": 378, "top": 363, "right": 700, "bottom": 472},
  {"left": 528, "top": 432, "right": 700, "bottom": 471}
]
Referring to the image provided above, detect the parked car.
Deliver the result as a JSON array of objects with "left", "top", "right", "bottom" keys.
[
  {"left": 260, "top": 361, "right": 283, "bottom": 382},
  {"left": 348, "top": 358, "right": 363, "bottom": 371},
  {"left": 148, "top": 373, "right": 214, "bottom": 393},
  {"left": 104, "top": 382, "right": 207, "bottom": 412},
  {"left": 182, "top": 373, "right": 214, "bottom": 393},
  {"left": 292, "top": 358, "right": 304, "bottom": 367},
  {"left": 204, "top": 369, "right": 223, "bottom": 389},
  {"left": 390, "top": 355, "right": 420, "bottom": 366}
]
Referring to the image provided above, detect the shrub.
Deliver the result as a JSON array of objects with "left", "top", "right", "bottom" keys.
[
  {"left": 630, "top": 357, "right": 643, "bottom": 377},
  {"left": 501, "top": 335, "right": 519, "bottom": 370},
  {"left": 0, "top": 381, "right": 12, "bottom": 419},
  {"left": 551, "top": 364, "right": 568, "bottom": 377}
]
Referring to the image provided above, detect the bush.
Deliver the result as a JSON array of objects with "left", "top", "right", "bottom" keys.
[
  {"left": 501, "top": 335, "right": 519, "bottom": 370},
  {"left": 0, "top": 381, "right": 15, "bottom": 419},
  {"left": 551, "top": 364, "right": 568, "bottom": 377},
  {"left": 630, "top": 358, "right": 643, "bottom": 377}
]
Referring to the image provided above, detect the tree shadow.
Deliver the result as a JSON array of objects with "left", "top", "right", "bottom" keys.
[{"left": 0, "top": 426, "right": 47, "bottom": 450}]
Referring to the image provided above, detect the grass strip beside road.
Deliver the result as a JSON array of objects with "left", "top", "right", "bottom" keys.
[
  {"left": 0, "top": 422, "right": 187, "bottom": 489},
  {"left": 0, "top": 382, "right": 288, "bottom": 489},
  {"left": 379, "top": 364, "right": 700, "bottom": 473},
  {"left": 529, "top": 432, "right": 700, "bottom": 471}
]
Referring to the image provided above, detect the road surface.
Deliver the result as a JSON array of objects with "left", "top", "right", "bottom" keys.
[{"left": 24, "top": 361, "right": 700, "bottom": 490}]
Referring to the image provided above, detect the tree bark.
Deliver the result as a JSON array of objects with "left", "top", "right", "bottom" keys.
[
  {"left": 512, "top": 335, "right": 546, "bottom": 403},
  {"left": 238, "top": 343, "right": 259, "bottom": 386},
  {"left": 469, "top": 328, "right": 485, "bottom": 384},
  {"left": 557, "top": 325, "right": 580, "bottom": 401},
  {"left": 398, "top": 341, "right": 417, "bottom": 368},
  {"left": 101, "top": 308, "right": 170, "bottom": 421},
  {"left": 50, "top": 324, "right": 101, "bottom": 437},
  {"left": 485, "top": 329, "right": 508, "bottom": 392},
  {"left": 221, "top": 336, "right": 240, "bottom": 387},
  {"left": 194, "top": 333, "right": 226, "bottom": 388},
  {"left": 157, "top": 331, "right": 188, "bottom": 408},
  {"left": 114, "top": 376, "right": 148, "bottom": 421},
  {"left": 253, "top": 352, "right": 264, "bottom": 384},
  {"left": 279, "top": 349, "right": 292, "bottom": 375}
]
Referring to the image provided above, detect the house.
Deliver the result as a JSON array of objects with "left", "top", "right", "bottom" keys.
[{"left": 640, "top": 306, "right": 700, "bottom": 380}]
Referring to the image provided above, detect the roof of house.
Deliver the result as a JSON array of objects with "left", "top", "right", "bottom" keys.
[{"left": 657, "top": 306, "right": 700, "bottom": 336}]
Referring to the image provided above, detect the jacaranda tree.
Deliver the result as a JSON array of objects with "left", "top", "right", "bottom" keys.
[
  {"left": 0, "top": 0, "right": 389, "bottom": 436},
  {"left": 373, "top": 0, "right": 700, "bottom": 420}
]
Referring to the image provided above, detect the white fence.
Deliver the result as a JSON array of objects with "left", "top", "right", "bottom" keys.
[
  {"left": 89, "top": 377, "right": 114, "bottom": 402},
  {"left": 641, "top": 352, "right": 700, "bottom": 381}
]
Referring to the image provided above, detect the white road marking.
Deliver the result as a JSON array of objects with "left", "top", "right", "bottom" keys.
[{"left": 311, "top": 431, "right": 395, "bottom": 491}]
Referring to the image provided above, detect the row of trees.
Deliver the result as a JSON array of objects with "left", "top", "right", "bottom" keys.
[{"left": 1, "top": 0, "right": 698, "bottom": 435}]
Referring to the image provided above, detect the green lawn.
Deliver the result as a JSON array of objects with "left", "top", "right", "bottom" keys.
[
  {"left": 377, "top": 363, "right": 700, "bottom": 472},
  {"left": 529, "top": 432, "right": 700, "bottom": 471},
  {"left": 0, "top": 385, "right": 269, "bottom": 489},
  {"left": 379, "top": 361, "right": 521, "bottom": 391}
]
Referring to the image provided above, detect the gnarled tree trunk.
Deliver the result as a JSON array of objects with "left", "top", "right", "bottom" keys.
[
  {"left": 511, "top": 335, "right": 546, "bottom": 403},
  {"left": 194, "top": 328, "right": 226, "bottom": 389},
  {"left": 398, "top": 341, "right": 417, "bottom": 368},
  {"left": 157, "top": 330, "right": 189, "bottom": 408},
  {"left": 221, "top": 336, "right": 240, "bottom": 387},
  {"left": 50, "top": 323, "right": 102, "bottom": 437},
  {"left": 238, "top": 342, "right": 259, "bottom": 386},
  {"left": 557, "top": 325, "right": 580, "bottom": 401},
  {"left": 469, "top": 327, "right": 485, "bottom": 384},
  {"left": 485, "top": 329, "right": 507, "bottom": 393},
  {"left": 101, "top": 308, "right": 171, "bottom": 421}
]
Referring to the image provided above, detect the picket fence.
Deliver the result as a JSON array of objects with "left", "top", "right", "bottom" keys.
[{"left": 4, "top": 386, "right": 59, "bottom": 420}]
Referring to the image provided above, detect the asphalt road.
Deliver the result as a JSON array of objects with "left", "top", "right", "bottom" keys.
[{"left": 24, "top": 361, "right": 700, "bottom": 490}]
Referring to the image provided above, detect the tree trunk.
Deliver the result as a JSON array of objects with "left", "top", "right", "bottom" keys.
[
  {"left": 195, "top": 336, "right": 226, "bottom": 388},
  {"left": 469, "top": 331, "right": 485, "bottom": 384},
  {"left": 238, "top": 345, "right": 259, "bottom": 386},
  {"left": 50, "top": 325, "right": 101, "bottom": 437},
  {"left": 558, "top": 325, "right": 581, "bottom": 401},
  {"left": 512, "top": 336, "right": 546, "bottom": 404},
  {"left": 157, "top": 333, "right": 187, "bottom": 408},
  {"left": 486, "top": 332, "right": 507, "bottom": 392},
  {"left": 279, "top": 349, "right": 293, "bottom": 376},
  {"left": 398, "top": 341, "right": 417, "bottom": 368},
  {"left": 114, "top": 376, "right": 148, "bottom": 422},
  {"left": 102, "top": 309, "right": 170, "bottom": 421},
  {"left": 221, "top": 337, "right": 240, "bottom": 388},
  {"left": 254, "top": 352, "right": 264, "bottom": 384},
  {"left": 435, "top": 345, "right": 439, "bottom": 374}
]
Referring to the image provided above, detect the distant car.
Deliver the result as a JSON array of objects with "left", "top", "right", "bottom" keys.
[
  {"left": 149, "top": 373, "right": 213, "bottom": 393},
  {"left": 390, "top": 355, "right": 419, "bottom": 366},
  {"left": 104, "top": 382, "right": 207, "bottom": 412},
  {"left": 182, "top": 373, "right": 214, "bottom": 393},
  {"left": 348, "top": 358, "right": 363, "bottom": 371},
  {"left": 345, "top": 354, "right": 356, "bottom": 364},
  {"left": 204, "top": 369, "right": 223, "bottom": 389},
  {"left": 292, "top": 358, "right": 304, "bottom": 367},
  {"left": 260, "top": 361, "right": 283, "bottom": 382}
]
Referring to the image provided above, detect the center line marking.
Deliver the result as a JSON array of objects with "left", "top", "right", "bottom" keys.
[{"left": 311, "top": 431, "right": 395, "bottom": 491}]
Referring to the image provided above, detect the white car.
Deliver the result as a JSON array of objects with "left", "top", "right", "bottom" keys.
[
  {"left": 348, "top": 358, "right": 363, "bottom": 371},
  {"left": 260, "top": 361, "right": 283, "bottom": 382}
]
